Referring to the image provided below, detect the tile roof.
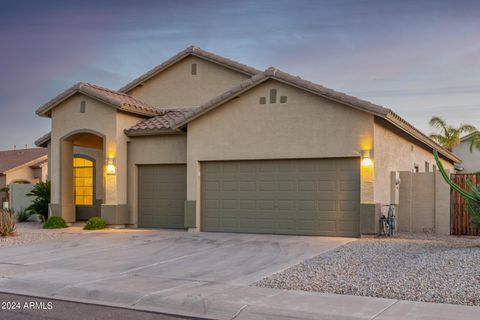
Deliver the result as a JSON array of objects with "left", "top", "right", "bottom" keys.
[
  {"left": 119, "top": 46, "right": 261, "bottom": 93},
  {"left": 0, "top": 148, "right": 48, "bottom": 174},
  {"left": 36, "top": 82, "right": 162, "bottom": 117},
  {"left": 34, "top": 132, "right": 51, "bottom": 148},
  {"left": 171, "top": 67, "right": 460, "bottom": 163},
  {"left": 124, "top": 107, "right": 198, "bottom": 136}
]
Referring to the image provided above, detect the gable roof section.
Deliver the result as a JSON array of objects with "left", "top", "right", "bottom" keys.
[
  {"left": 36, "top": 82, "right": 161, "bottom": 118},
  {"left": 118, "top": 46, "right": 261, "bottom": 93},
  {"left": 124, "top": 107, "right": 199, "bottom": 136},
  {"left": 172, "top": 67, "right": 460, "bottom": 163},
  {"left": 0, "top": 148, "right": 48, "bottom": 174}
]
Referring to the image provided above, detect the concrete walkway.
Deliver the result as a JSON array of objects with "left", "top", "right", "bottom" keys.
[{"left": 0, "top": 228, "right": 478, "bottom": 319}]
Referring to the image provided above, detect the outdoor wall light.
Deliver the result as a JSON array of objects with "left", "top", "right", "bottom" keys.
[
  {"left": 361, "top": 150, "right": 373, "bottom": 166},
  {"left": 106, "top": 157, "right": 116, "bottom": 175}
]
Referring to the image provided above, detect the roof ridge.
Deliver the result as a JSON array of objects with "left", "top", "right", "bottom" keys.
[
  {"left": 36, "top": 81, "right": 162, "bottom": 117},
  {"left": 118, "top": 45, "right": 261, "bottom": 93}
]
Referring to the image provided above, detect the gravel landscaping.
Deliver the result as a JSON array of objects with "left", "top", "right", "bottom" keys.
[
  {"left": 0, "top": 222, "right": 66, "bottom": 247},
  {"left": 256, "top": 233, "right": 480, "bottom": 306}
]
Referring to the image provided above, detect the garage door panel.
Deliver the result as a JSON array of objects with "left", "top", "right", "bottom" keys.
[
  {"left": 202, "top": 158, "right": 360, "bottom": 236},
  {"left": 317, "top": 200, "right": 336, "bottom": 211},
  {"left": 138, "top": 164, "right": 186, "bottom": 229},
  {"left": 316, "top": 220, "right": 337, "bottom": 232}
]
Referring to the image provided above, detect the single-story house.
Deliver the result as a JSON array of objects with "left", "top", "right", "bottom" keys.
[
  {"left": 452, "top": 132, "right": 479, "bottom": 173},
  {"left": 35, "top": 46, "right": 459, "bottom": 237},
  {"left": 0, "top": 147, "right": 48, "bottom": 205}
]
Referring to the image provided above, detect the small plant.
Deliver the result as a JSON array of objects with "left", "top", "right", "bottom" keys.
[
  {"left": 27, "top": 181, "right": 50, "bottom": 221},
  {"left": 83, "top": 217, "right": 107, "bottom": 230},
  {"left": 0, "top": 209, "right": 16, "bottom": 236},
  {"left": 16, "top": 208, "right": 32, "bottom": 222},
  {"left": 43, "top": 216, "right": 68, "bottom": 229},
  {"left": 434, "top": 150, "right": 480, "bottom": 227}
]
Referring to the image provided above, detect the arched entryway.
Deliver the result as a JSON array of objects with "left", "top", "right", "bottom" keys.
[{"left": 59, "top": 130, "right": 104, "bottom": 222}]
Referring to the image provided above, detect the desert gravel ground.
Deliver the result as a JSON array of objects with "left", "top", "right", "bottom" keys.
[
  {"left": 256, "top": 233, "right": 480, "bottom": 306},
  {"left": 0, "top": 222, "right": 66, "bottom": 247}
]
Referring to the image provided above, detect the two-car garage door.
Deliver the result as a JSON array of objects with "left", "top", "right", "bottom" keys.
[{"left": 201, "top": 158, "right": 360, "bottom": 237}]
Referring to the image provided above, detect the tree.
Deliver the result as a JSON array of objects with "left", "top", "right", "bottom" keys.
[
  {"left": 26, "top": 181, "right": 50, "bottom": 221},
  {"left": 429, "top": 116, "right": 477, "bottom": 151},
  {"left": 469, "top": 131, "right": 480, "bottom": 152}
]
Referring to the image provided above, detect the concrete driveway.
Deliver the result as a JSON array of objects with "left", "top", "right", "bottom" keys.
[{"left": 0, "top": 228, "right": 352, "bottom": 319}]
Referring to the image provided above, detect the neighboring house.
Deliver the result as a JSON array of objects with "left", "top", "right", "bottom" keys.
[
  {"left": 34, "top": 46, "right": 459, "bottom": 237},
  {"left": 452, "top": 131, "right": 480, "bottom": 173},
  {"left": 0, "top": 148, "right": 48, "bottom": 204}
]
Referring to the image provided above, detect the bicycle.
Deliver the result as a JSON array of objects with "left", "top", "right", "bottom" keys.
[{"left": 379, "top": 204, "right": 397, "bottom": 236}]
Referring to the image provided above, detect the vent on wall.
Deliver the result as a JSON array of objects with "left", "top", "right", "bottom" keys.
[
  {"left": 259, "top": 88, "right": 288, "bottom": 105},
  {"left": 191, "top": 63, "right": 197, "bottom": 75},
  {"left": 270, "top": 89, "right": 277, "bottom": 103},
  {"left": 80, "top": 100, "right": 86, "bottom": 113}
]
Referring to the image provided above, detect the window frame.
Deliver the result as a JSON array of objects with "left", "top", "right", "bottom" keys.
[{"left": 73, "top": 155, "right": 95, "bottom": 206}]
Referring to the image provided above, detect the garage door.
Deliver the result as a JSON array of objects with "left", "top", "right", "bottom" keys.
[
  {"left": 138, "top": 164, "right": 186, "bottom": 228},
  {"left": 201, "top": 158, "right": 360, "bottom": 236}
]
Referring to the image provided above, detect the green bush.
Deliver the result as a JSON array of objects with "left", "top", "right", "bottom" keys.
[
  {"left": 83, "top": 217, "right": 107, "bottom": 230},
  {"left": 16, "top": 208, "right": 32, "bottom": 222},
  {"left": 27, "top": 181, "right": 50, "bottom": 221},
  {"left": 43, "top": 216, "right": 68, "bottom": 229},
  {"left": 0, "top": 209, "right": 16, "bottom": 236}
]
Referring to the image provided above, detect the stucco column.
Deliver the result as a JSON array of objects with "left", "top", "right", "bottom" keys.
[
  {"left": 60, "top": 139, "right": 75, "bottom": 222},
  {"left": 101, "top": 137, "right": 128, "bottom": 225},
  {"left": 360, "top": 159, "right": 374, "bottom": 203}
]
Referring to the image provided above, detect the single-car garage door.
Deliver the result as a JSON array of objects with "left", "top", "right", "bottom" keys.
[
  {"left": 138, "top": 164, "right": 186, "bottom": 228},
  {"left": 201, "top": 158, "right": 360, "bottom": 236}
]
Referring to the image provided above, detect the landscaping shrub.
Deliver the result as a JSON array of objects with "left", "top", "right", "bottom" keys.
[
  {"left": 16, "top": 208, "right": 31, "bottom": 222},
  {"left": 83, "top": 217, "right": 107, "bottom": 230},
  {"left": 0, "top": 209, "right": 16, "bottom": 236},
  {"left": 27, "top": 181, "right": 50, "bottom": 221},
  {"left": 43, "top": 216, "right": 68, "bottom": 229}
]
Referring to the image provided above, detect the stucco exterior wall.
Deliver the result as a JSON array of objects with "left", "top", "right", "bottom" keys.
[
  {"left": 115, "top": 112, "right": 146, "bottom": 205},
  {"left": 128, "top": 56, "right": 251, "bottom": 108},
  {"left": 5, "top": 166, "right": 39, "bottom": 185},
  {"left": 186, "top": 79, "right": 375, "bottom": 227},
  {"left": 397, "top": 171, "right": 450, "bottom": 235},
  {"left": 373, "top": 120, "right": 454, "bottom": 205},
  {"left": 50, "top": 94, "right": 117, "bottom": 205},
  {"left": 49, "top": 94, "right": 146, "bottom": 224},
  {"left": 127, "top": 134, "right": 187, "bottom": 225},
  {"left": 453, "top": 140, "right": 479, "bottom": 173}
]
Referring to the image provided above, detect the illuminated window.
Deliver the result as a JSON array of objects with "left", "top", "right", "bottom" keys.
[{"left": 73, "top": 157, "right": 94, "bottom": 205}]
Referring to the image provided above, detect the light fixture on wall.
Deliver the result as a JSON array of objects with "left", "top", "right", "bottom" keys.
[
  {"left": 361, "top": 150, "right": 373, "bottom": 166},
  {"left": 106, "top": 157, "right": 116, "bottom": 175}
]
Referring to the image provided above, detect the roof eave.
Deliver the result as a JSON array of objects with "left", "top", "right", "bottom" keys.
[
  {"left": 384, "top": 113, "right": 461, "bottom": 163},
  {"left": 124, "top": 128, "right": 184, "bottom": 137}
]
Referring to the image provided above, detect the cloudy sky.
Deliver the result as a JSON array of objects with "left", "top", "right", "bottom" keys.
[{"left": 0, "top": 0, "right": 479, "bottom": 150}]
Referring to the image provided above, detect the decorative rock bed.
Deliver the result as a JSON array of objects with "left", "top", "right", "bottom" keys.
[
  {"left": 0, "top": 222, "right": 65, "bottom": 247},
  {"left": 256, "top": 233, "right": 480, "bottom": 306}
]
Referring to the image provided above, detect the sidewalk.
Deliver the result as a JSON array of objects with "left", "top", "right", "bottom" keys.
[{"left": 2, "top": 282, "right": 479, "bottom": 320}]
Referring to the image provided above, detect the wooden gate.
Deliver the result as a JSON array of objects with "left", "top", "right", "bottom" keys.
[{"left": 451, "top": 173, "right": 480, "bottom": 236}]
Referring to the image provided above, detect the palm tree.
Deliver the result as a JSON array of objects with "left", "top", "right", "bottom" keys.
[
  {"left": 429, "top": 116, "right": 477, "bottom": 151},
  {"left": 469, "top": 131, "right": 480, "bottom": 152}
]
